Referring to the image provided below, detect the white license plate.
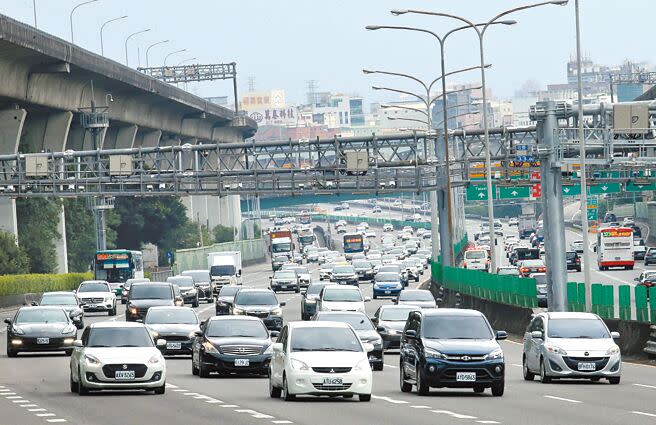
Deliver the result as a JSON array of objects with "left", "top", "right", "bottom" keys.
[
  {"left": 36, "top": 338, "right": 49, "bottom": 344},
  {"left": 385, "top": 290, "right": 391, "bottom": 294},
  {"left": 86, "top": 305, "right": 96, "bottom": 309},
  {"left": 115, "top": 370, "right": 135, "bottom": 380},
  {"left": 235, "top": 358, "right": 250, "bottom": 367},
  {"left": 577, "top": 362, "right": 596, "bottom": 371},
  {"left": 456, "top": 372, "right": 477, "bottom": 382},
  {"left": 322, "top": 377, "right": 343, "bottom": 386},
  {"left": 166, "top": 342, "right": 182, "bottom": 350}
]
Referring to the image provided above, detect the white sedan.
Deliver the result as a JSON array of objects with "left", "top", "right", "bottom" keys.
[
  {"left": 269, "top": 321, "right": 373, "bottom": 401},
  {"left": 69, "top": 322, "right": 166, "bottom": 395}
]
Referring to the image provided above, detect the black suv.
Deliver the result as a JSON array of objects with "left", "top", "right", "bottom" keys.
[
  {"left": 565, "top": 251, "right": 581, "bottom": 272},
  {"left": 231, "top": 289, "right": 285, "bottom": 331},
  {"left": 399, "top": 309, "right": 506, "bottom": 396},
  {"left": 126, "top": 282, "right": 179, "bottom": 322}
]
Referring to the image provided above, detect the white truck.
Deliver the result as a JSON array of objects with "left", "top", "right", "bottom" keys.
[{"left": 207, "top": 251, "right": 243, "bottom": 294}]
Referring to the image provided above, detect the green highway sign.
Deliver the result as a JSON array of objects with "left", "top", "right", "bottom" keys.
[
  {"left": 498, "top": 186, "right": 530, "bottom": 199},
  {"left": 588, "top": 196, "right": 598, "bottom": 206},
  {"left": 588, "top": 183, "right": 621, "bottom": 195},
  {"left": 626, "top": 182, "right": 656, "bottom": 192},
  {"left": 587, "top": 209, "right": 598, "bottom": 221},
  {"left": 562, "top": 185, "right": 581, "bottom": 197},
  {"left": 466, "top": 184, "right": 497, "bottom": 201}
]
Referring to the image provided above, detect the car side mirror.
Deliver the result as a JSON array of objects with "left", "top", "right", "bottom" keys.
[
  {"left": 270, "top": 330, "right": 280, "bottom": 338},
  {"left": 362, "top": 342, "right": 374, "bottom": 353},
  {"left": 279, "top": 302, "right": 286, "bottom": 307},
  {"left": 364, "top": 296, "right": 371, "bottom": 302},
  {"left": 272, "top": 342, "right": 283, "bottom": 352},
  {"left": 634, "top": 277, "right": 640, "bottom": 282},
  {"left": 531, "top": 331, "right": 543, "bottom": 339},
  {"left": 120, "top": 285, "right": 124, "bottom": 289},
  {"left": 31, "top": 301, "right": 38, "bottom": 306},
  {"left": 269, "top": 276, "right": 272, "bottom": 280},
  {"left": 194, "top": 330, "right": 204, "bottom": 337},
  {"left": 376, "top": 326, "right": 386, "bottom": 332},
  {"left": 79, "top": 302, "right": 86, "bottom": 307},
  {"left": 496, "top": 331, "right": 508, "bottom": 341},
  {"left": 73, "top": 339, "right": 83, "bottom": 348},
  {"left": 4, "top": 318, "right": 11, "bottom": 325},
  {"left": 611, "top": 331, "right": 620, "bottom": 339},
  {"left": 404, "top": 329, "right": 417, "bottom": 338},
  {"left": 156, "top": 339, "right": 167, "bottom": 348}
]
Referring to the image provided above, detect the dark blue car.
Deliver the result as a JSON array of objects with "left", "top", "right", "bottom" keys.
[
  {"left": 372, "top": 272, "right": 404, "bottom": 299},
  {"left": 399, "top": 309, "right": 506, "bottom": 396}
]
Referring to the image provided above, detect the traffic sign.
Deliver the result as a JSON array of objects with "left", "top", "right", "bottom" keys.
[
  {"left": 531, "top": 183, "right": 542, "bottom": 198},
  {"left": 466, "top": 184, "right": 497, "bottom": 201},
  {"left": 562, "top": 185, "right": 581, "bottom": 197},
  {"left": 587, "top": 209, "right": 598, "bottom": 221},
  {"left": 587, "top": 196, "right": 598, "bottom": 206},
  {"left": 626, "top": 182, "right": 656, "bottom": 192},
  {"left": 499, "top": 186, "right": 530, "bottom": 199},
  {"left": 515, "top": 144, "right": 534, "bottom": 163},
  {"left": 531, "top": 171, "right": 541, "bottom": 180},
  {"left": 588, "top": 183, "right": 621, "bottom": 195}
]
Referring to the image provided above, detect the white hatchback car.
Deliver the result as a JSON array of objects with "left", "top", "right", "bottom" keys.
[
  {"left": 269, "top": 321, "right": 373, "bottom": 401},
  {"left": 69, "top": 322, "right": 166, "bottom": 395},
  {"left": 317, "top": 286, "right": 370, "bottom": 313}
]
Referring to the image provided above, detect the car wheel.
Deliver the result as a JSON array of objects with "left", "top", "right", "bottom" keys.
[
  {"left": 608, "top": 377, "right": 621, "bottom": 385},
  {"left": 154, "top": 383, "right": 166, "bottom": 394},
  {"left": 78, "top": 368, "right": 89, "bottom": 395},
  {"left": 373, "top": 294, "right": 377, "bottom": 300},
  {"left": 577, "top": 267, "right": 581, "bottom": 272},
  {"left": 109, "top": 304, "right": 117, "bottom": 316},
  {"left": 416, "top": 368, "right": 429, "bottom": 395},
  {"left": 282, "top": 376, "right": 295, "bottom": 401},
  {"left": 65, "top": 349, "right": 73, "bottom": 357},
  {"left": 473, "top": 384, "right": 485, "bottom": 393},
  {"left": 6, "top": 348, "right": 17, "bottom": 358},
  {"left": 399, "top": 362, "right": 412, "bottom": 392},
  {"left": 121, "top": 299, "right": 126, "bottom": 305},
  {"left": 491, "top": 381, "right": 505, "bottom": 396},
  {"left": 69, "top": 373, "right": 78, "bottom": 393},
  {"left": 199, "top": 361, "right": 210, "bottom": 378},
  {"left": 522, "top": 356, "right": 535, "bottom": 381},
  {"left": 415, "top": 277, "right": 420, "bottom": 282},
  {"left": 192, "top": 298, "right": 199, "bottom": 308},
  {"left": 373, "top": 362, "right": 384, "bottom": 371},
  {"left": 359, "top": 394, "right": 371, "bottom": 402},
  {"left": 269, "top": 372, "right": 281, "bottom": 398},
  {"left": 192, "top": 357, "right": 199, "bottom": 376},
  {"left": 295, "top": 287, "right": 300, "bottom": 294},
  {"left": 540, "top": 358, "right": 551, "bottom": 384}
]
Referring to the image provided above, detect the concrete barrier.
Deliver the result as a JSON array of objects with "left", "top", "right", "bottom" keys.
[
  {"left": 0, "top": 293, "right": 42, "bottom": 310},
  {"left": 174, "top": 239, "right": 268, "bottom": 273}
]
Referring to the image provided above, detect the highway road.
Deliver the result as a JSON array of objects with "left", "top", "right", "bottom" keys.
[{"left": 3, "top": 215, "right": 656, "bottom": 425}]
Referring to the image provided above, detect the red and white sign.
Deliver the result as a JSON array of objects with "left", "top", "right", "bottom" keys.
[{"left": 531, "top": 183, "right": 542, "bottom": 198}]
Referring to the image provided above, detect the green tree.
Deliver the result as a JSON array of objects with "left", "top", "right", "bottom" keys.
[
  {"left": 64, "top": 199, "right": 95, "bottom": 272},
  {"left": 0, "top": 230, "right": 29, "bottom": 275},
  {"left": 16, "top": 198, "right": 62, "bottom": 273},
  {"left": 213, "top": 225, "right": 235, "bottom": 243}
]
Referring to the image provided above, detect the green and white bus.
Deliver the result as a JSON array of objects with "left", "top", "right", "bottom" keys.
[{"left": 94, "top": 250, "right": 144, "bottom": 293}]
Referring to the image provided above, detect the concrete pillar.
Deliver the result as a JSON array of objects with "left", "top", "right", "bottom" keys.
[
  {"left": 105, "top": 125, "right": 138, "bottom": 150},
  {"left": 0, "top": 108, "right": 26, "bottom": 241},
  {"left": 55, "top": 206, "right": 68, "bottom": 273},
  {"left": 137, "top": 129, "right": 162, "bottom": 148}
]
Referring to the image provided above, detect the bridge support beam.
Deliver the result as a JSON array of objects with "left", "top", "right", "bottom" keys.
[
  {"left": 0, "top": 108, "right": 26, "bottom": 241},
  {"left": 534, "top": 101, "right": 567, "bottom": 311}
]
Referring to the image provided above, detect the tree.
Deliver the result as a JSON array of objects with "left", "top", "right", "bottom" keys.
[
  {"left": 213, "top": 225, "right": 235, "bottom": 243},
  {"left": 16, "top": 198, "right": 62, "bottom": 274},
  {"left": 64, "top": 199, "right": 96, "bottom": 272},
  {"left": 0, "top": 231, "right": 29, "bottom": 275}
]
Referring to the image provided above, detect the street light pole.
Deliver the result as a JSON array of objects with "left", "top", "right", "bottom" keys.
[
  {"left": 100, "top": 15, "right": 128, "bottom": 56},
  {"left": 145, "top": 40, "right": 170, "bottom": 68},
  {"left": 177, "top": 57, "right": 198, "bottom": 66},
  {"left": 32, "top": 0, "right": 38, "bottom": 28},
  {"left": 124, "top": 28, "right": 151, "bottom": 67},
  {"left": 70, "top": 0, "right": 99, "bottom": 43},
  {"left": 164, "top": 49, "right": 187, "bottom": 66}
]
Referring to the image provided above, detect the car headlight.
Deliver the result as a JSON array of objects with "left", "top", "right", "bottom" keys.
[
  {"left": 85, "top": 354, "right": 101, "bottom": 365},
  {"left": 203, "top": 341, "right": 219, "bottom": 354},
  {"left": 148, "top": 354, "right": 163, "bottom": 364},
  {"left": 263, "top": 344, "right": 273, "bottom": 355},
  {"left": 61, "top": 325, "right": 77, "bottom": 335},
  {"left": 368, "top": 336, "right": 382, "bottom": 346},
  {"left": 606, "top": 345, "right": 620, "bottom": 356},
  {"left": 271, "top": 307, "right": 283, "bottom": 316},
  {"left": 11, "top": 325, "right": 25, "bottom": 335},
  {"left": 188, "top": 330, "right": 198, "bottom": 338},
  {"left": 545, "top": 345, "right": 568, "bottom": 355},
  {"left": 485, "top": 348, "right": 504, "bottom": 360},
  {"left": 185, "top": 288, "right": 197, "bottom": 295},
  {"left": 291, "top": 358, "right": 309, "bottom": 371},
  {"left": 232, "top": 308, "right": 244, "bottom": 315},
  {"left": 129, "top": 307, "right": 138, "bottom": 315},
  {"left": 306, "top": 299, "right": 316, "bottom": 304},
  {"left": 354, "top": 359, "right": 371, "bottom": 371},
  {"left": 425, "top": 348, "right": 447, "bottom": 360},
  {"left": 104, "top": 296, "right": 113, "bottom": 302}
]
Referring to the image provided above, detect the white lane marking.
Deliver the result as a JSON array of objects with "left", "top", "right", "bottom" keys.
[
  {"left": 35, "top": 413, "right": 56, "bottom": 417},
  {"left": 5, "top": 396, "right": 22, "bottom": 399},
  {"left": 476, "top": 421, "right": 501, "bottom": 424},
  {"left": 633, "top": 411, "right": 656, "bottom": 418},
  {"left": 173, "top": 389, "right": 188, "bottom": 392},
  {"left": 166, "top": 383, "right": 178, "bottom": 389},
  {"left": 221, "top": 404, "right": 240, "bottom": 408},
  {"left": 384, "top": 364, "right": 398, "bottom": 369},
  {"left": 271, "top": 421, "right": 293, "bottom": 424},
  {"left": 371, "top": 395, "right": 409, "bottom": 404},
  {"left": 28, "top": 408, "right": 47, "bottom": 412},
  {"left": 236, "top": 409, "right": 275, "bottom": 419},
  {"left": 634, "top": 383, "right": 656, "bottom": 390},
  {"left": 510, "top": 363, "right": 522, "bottom": 367},
  {"left": 411, "top": 405, "right": 432, "bottom": 409},
  {"left": 193, "top": 395, "right": 211, "bottom": 400},
  {"left": 205, "top": 399, "right": 224, "bottom": 404},
  {"left": 47, "top": 420, "right": 68, "bottom": 423},
  {"left": 21, "top": 404, "right": 38, "bottom": 408},
  {"left": 12, "top": 399, "right": 30, "bottom": 403},
  {"left": 544, "top": 395, "right": 582, "bottom": 404},
  {"left": 2, "top": 392, "right": 16, "bottom": 395},
  {"left": 431, "top": 410, "right": 477, "bottom": 419},
  {"left": 183, "top": 392, "right": 200, "bottom": 396}
]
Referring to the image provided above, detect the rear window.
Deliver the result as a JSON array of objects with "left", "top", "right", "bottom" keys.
[
  {"left": 566, "top": 252, "right": 577, "bottom": 259},
  {"left": 465, "top": 251, "right": 486, "bottom": 259}
]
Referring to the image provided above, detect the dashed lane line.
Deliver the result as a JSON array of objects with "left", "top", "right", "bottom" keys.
[
  {"left": 633, "top": 411, "right": 656, "bottom": 418},
  {"left": 35, "top": 413, "right": 56, "bottom": 417},
  {"left": 544, "top": 395, "right": 582, "bottom": 404},
  {"left": 431, "top": 410, "right": 478, "bottom": 420},
  {"left": 47, "top": 420, "right": 68, "bottom": 423},
  {"left": 410, "top": 405, "right": 432, "bottom": 409},
  {"left": 371, "top": 395, "right": 408, "bottom": 404},
  {"left": 634, "top": 383, "right": 656, "bottom": 390}
]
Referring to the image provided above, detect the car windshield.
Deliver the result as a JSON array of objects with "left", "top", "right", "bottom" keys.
[
  {"left": 15, "top": 309, "right": 68, "bottom": 324},
  {"left": 218, "top": 286, "right": 240, "bottom": 297},
  {"left": 321, "top": 264, "right": 334, "bottom": 271},
  {"left": 547, "top": 318, "right": 610, "bottom": 339},
  {"left": 375, "top": 273, "right": 400, "bottom": 283},
  {"left": 167, "top": 277, "right": 194, "bottom": 287},
  {"left": 353, "top": 261, "right": 371, "bottom": 269},
  {"left": 379, "top": 266, "right": 401, "bottom": 274},
  {"left": 522, "top": 260, "right": 544, "bottom": 267},
  {"left": 323, "top": 288, "right": 362, "bottom": 302},
  {"left": 78, "top": 282, "right": 109, "bottom": 292},
  {"left": 40, "top": 294, "right": 78, "bottom": 306},
  {"left": 130, "top": 285, "right": 172, "bottom": 300},
  {"left": 333, "top": 266, "right": 355, "bottom": 274},
  {"left": 316, "top": 313, "right": 374, "bottom": 330},
  {"left": 380, "top": 307, "right": 416, "bottom": 321},
  {"left": 206, "top": 319, "right": 269, "bottom": 338},
  {"left": 145, "top": 309, "right": 198, "bottom": 325},
  {"left": 498, "top": 268, "right": 519, "bottom": 276},
  {"left": 87, "top": 327, "right": 153, "bottom": 347},
  {"left": 181, "top": 271, "right": 210, "bottom": 283},
  {"left": 423, "top": 315, "right": 493, "bottom": 340},
  {"left": 210, "top": 265, "right": 236, "bottom": 276},
  {"left": 290, "top": 327, "right": 362, "bottom": 352},
  {"left": 466, "top": 251, "right": 486, "bottom": 259},
  {"left": 234, "top": 291, "right": 278, "bottom": 305},
  {"left": 292, "top": 267, "right": 309, "bottom": 275},
  {"left": 306, "top": 283, "right": 328, "bottom": 295},
  {"left": 399, "top": 291, "right": 433, "bottom": 301},
  {"left": 274, "top": 271, "right": 297, "bottom": 279}
]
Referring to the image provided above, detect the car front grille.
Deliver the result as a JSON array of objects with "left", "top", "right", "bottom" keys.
[
  {"left": 102, "top": 364, "right": 148, "bottom": 378},
  {"left": 312, "top": 383, "right": 352, "bottom": 391},
  {"left": 81, "top": 297, "right": 104, "bottom": 304},
  {"left": 443, "top": 354, "right": 486, "bottom": 362},
  {"left": 220, "top": 345, "right": 263, "bottom": 356},
  {"left": 311, "top": 367, "right": 352, "bottom": 373},
  {"left": 245, "top": 311, "right": 269, "bottom": 319},
  {"left": 562, "top": 356, "right": 609, "bottom": 371},
  {"left": 161, "top": 335, "right": 190, "bottom": 342}
]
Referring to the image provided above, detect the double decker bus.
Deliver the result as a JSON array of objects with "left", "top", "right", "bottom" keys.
[
  {"left": 94, "top": 250, "right": 144, "bottom": 291},
  {"left": 343, "top": 233, "right": 365, "bottom": 260},
  {"left": 597, "top": 227, "right": 634, "bottom": 271}
]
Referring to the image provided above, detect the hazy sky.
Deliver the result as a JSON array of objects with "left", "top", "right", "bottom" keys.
[{"left": 1, "top": 1, "right": 653, "bottom": 107}]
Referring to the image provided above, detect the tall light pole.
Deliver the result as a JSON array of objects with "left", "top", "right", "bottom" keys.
[
  {"left": 164, "top": 49, "right": 187, "bottom": 66},
  {"left": 32, "top": 0, "right": 38, "bottom": 28},
  {"left": 100, "top": 15, "right": 128, "bottom": 56},
  {"left": 70, "top": 0, "right": 99, "bottom": 43},
  {"left": 125, "top": 28, "right": 150, "bottom": 67},
  {"left": 392, "top": 1, "right": 568, "bottom": 274},
  {"left": 145, "top": 40, "right": 170, "bottom": 67},
  {"left": 177, "top": 57, "right": 198, "bottom": 66},
  {"left": 574, "top": 0, "right": 592, "bottom": 311}
]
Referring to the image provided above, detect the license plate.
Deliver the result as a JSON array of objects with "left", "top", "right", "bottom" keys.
[
  {"left": 615, "top": 257, "right": 620, "bottom": 261},
  {"left": 322, "top": 377, "right": 343, "bottom": 386},
  {"left": 577, "top": 362, "right": 596, "bottom": 371},
  {"left": 235, "top": 359, "right": 250, "bottom": 367},
  {"left": 115, "top": 370, "right": 135, "bottom": 380},
  {"left": 166, "top": 342, "right": 182, "bottom": 350},
  {"left": 456, "top": 372, "right": 476, "bottom": 382},
  {"left": 86, "top": 305, "right": 96, "bottom": 309},
  {"left": 36, "top": 338, "right": 49, "bottom": 344},
  {"left": 385, "top": 290, "right": 391, "bottom": 294}
]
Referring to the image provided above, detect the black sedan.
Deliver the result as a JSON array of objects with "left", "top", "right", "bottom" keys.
[
  {"left": 191, "top": 316, "right": 276, "bottom": 377},
  {"left": 565, "top": 251, "right": 581, "bottom": 272},
  {"left": 145, "top": 306, "right": 200, "bottom": 356},
  {"left": 371, "top": 305, "right": 420, "bottom": 350},
  {"left": 5, "top": 306, "right": 78, "bottom": 357},
  {"left": 35, "top": 291, "right": 85, "bottom": 329},
  {"left": 215, "top": 285, "right": 240, "bottom": 315}
]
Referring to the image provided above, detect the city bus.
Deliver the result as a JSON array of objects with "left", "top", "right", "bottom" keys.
[
  {"left": 94, "top": 250, "right": 144, "bottom": 292},
  {"left": 343, "top": 233, "right": 365, "bottom": 260},
  {"left": 596, "top": 227, "right": 634, "bottom": 271}
]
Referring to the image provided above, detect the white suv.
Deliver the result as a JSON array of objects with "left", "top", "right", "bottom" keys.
[
  {"left": 317, "top": 286, "right": 370, "bottom": 313},
  {"left": 76, "top": 280, "right": 117, "bottom": 316}
]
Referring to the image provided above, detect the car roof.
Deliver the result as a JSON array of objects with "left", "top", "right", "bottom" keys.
[
  {"left": 545, "top": 312, "right": 600, "bottom": 320},
  {"left": 80, "top": 280, "right": 109, "bottom": 284},
  {"left": 420, "top": 308, "right": 482, "bottom": 317},
  {"left": 236, "top": 288, "right": 275, "bottom": 293},
  {"left": 208, "top": 315, "right": 262, "bottom": 322},
  {"left": 18, "top": 305, "right": 69, "bottom": 311},
  {"left": 42, "top": 291, "right": 76, "bottom": 296},
  {"left": 147, "top": 306, "right": 195, "bottom": 312},
  {"left": 133, "top": 281, "right": 171, "bottom": 287},
  {"left": 379, "top": 304, "right": 420, "bottom": 310},
  {"left": 315, "top": 311, "right": 367, "bottom": 317},
  {"left": 89, "top": 321, "right": 147, "bottom": 328},
  {"left": 288, "top": 321, "right": 352, "bottom": 329}
]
